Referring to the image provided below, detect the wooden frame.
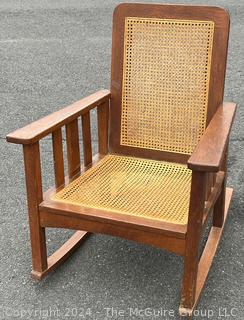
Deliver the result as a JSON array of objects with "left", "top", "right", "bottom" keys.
[
  {"left": 110, "top": 3, "right": 230, "bottom": 163},
  {"left": 6, "top": 3, "right": 237, "bottom": 319}
]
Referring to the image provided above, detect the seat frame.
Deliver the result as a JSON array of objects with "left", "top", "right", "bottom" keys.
[{"left": 6, "top": 3, "right": 237, "bottom": 319}]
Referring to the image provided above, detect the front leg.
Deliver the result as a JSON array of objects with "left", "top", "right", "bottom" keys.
[
  {"left": 179, "top": 171, "right": 207, "bottom": 318},
  {"left": 23, "top": 142, "right": 48, "bottom": 275}
]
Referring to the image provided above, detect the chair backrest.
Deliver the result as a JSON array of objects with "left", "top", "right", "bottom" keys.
[{"left": 109, "top": 3, "right": 230, "bottom": 163}]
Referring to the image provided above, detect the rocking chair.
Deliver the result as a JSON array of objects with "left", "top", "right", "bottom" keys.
[{"left": 6, "top": 3, "right": 237, "bottom": 318}]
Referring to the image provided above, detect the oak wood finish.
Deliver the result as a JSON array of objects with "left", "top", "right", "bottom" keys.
[
  {"left": 180, "top": 171, "right": 207, "bottom": 311},
  {"left": 66, "top": 119, "right": 81, "bottom": 178},
  {"left": 188, "top": 103, "right": 237, "bottom": 172},
  {"left": 213, "top": 146, "right": 228, "bottom": 227},
  {"left": 97, "top": 100, "right": 109, "bottom": 155},
  {"left": 52, "top": 129, "right": 65, "bottom": 188},
  {"left": 39, "top": 211, "right": 185, "bottom": 256},
  {"left": 6, "top": 3, "right": 236, "bottom": 319},
  {"left": 81, "top": 112, "right": 92, "bottom": 166},
  {"left": 23, "top": 143, "right": 48, "bottom": 273},
  {"left": 202, "top": 171, "right": 225, "bottom": 227}
]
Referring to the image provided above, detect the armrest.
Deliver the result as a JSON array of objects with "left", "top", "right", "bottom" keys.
[
  {"left": 6, "top": 89, "right": 111, "bottom": 145},
  {"left": 188, "top": 102, "right": 237, "bottom": 172}
]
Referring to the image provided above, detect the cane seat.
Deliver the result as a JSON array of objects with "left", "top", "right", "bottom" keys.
[{"left": 52, "top": 154, "right": 192, "bottom": 225}]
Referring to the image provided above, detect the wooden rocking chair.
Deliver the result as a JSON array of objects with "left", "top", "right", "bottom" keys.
[{"left": 6, "top": 3, "right": 237, "bottom": 318}]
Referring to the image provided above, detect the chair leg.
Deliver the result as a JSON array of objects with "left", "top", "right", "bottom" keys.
[
  {"left": 179, "top": 187, "right": 233, "bottom": 319},
  {"left": 23, "top": 143, "right": 48, "bottom": 275},
  {"left": 29, "top": 224, "right": 48, "bottom": 276},
  {"left": 179, "top": 171, "right": 206, "bottom": 318},
  {"left": 213, "top": 180, "right": 226, "bottom": 227},
  {"left": 179, "top": 241, "right": 199, "bottom": 318}
]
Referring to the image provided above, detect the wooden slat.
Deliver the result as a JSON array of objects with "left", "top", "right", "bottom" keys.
[
  {"left": 97, "top": 100, "right": 109, "bottom": 155},
  {"left": 52, "top": 129, "right": 65, "bottom": 188},
  {"left": 23, "top": 142, "right": 47, "bottom": 272},
  {"left": 205, "top": 173, "right": 213, "bottom": 200},
  {"left": 66, "top": 119, "right": 81, "bottom": 178},
  {"left": 213, "top": 145, "right": 228, "bottom": 227},
  {"left": 6, "top": 89, "right": 111, "bottom": 145},
  {"left": 81, "top": 112, "right": 92, "bottom": 166},
  {"left": 202, "top": 172, "right": 225, "bottom": 227}
]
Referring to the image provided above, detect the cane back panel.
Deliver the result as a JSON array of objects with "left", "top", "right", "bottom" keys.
[{"left": 110, "top": 4, "right": 230, "bottom": 160}]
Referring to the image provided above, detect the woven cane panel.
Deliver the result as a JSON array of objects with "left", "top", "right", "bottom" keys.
[
  {"left": 121, "top": 17, "right": 214, "bottom": 154},
  {"left": 52, "top": 155, "right": 192, "bottom": 224}
]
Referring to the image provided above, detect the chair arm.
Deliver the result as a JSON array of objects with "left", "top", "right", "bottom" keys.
[
  {"left": 188, "top": 102, "right": 237, "bottom": 172},
  {"left": 6, "top": 89, "right": 111, "bottom": 145}
]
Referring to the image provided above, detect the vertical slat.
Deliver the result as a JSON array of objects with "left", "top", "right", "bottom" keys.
[
  {"left": 180, "top": 171, "right": 207, "bottom": 310},
  {"left": 81, "top": 112, "right": 92, "bottom": 166},
  {"left": 205, "top": 173, "right": 213, "bottom": 200},
  {"left": 52, "top": 129, "right": 65, "bottom": 188},
  {"left": 23, "top": 142, "right": 47, "bottom": 272},
  {"left": 97, "top": 100, "right": 109, "bottom": 155},
  {"left": 66, "top": 119, "right": 81, "bottom": 178},
  {"left": 213, "top": 145, "right": 228, "bottom": 227}
]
